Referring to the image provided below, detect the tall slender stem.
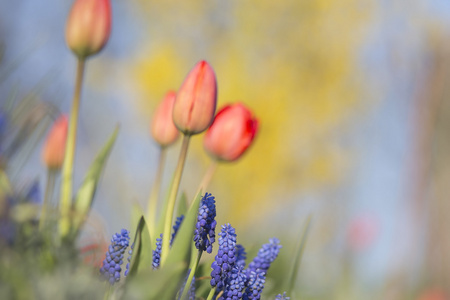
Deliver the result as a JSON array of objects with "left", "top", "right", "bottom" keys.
[
  {"left": 161, "top": 134, "right": 190, "bottom": 265},
  {"left": 59, "top": 58, "right": 86, "bottom": 238},
  {"left": 194, "top": 160, "right": 218, "bottom": 203},
  {"left": 206, "top": 287, "right": 216, "bottom": 300},
  {"left": 39, "top": 169, "right": 57, "bottom": 231},
  {"left": 146, "top": 147, "right": 167, "bottom": 240},
  {"left": 180, "top": 250, "right": 202, "bottom": 300}
]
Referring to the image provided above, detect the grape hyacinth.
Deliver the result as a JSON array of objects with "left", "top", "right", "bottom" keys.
[
  {"left": 243, "top": 269, "right": 266, "bottom": 300},
  {"left": 275, "top": 292, "right": 290, "bottom": 300},
  {"left": 178, "top": 269, "right": 196, "bottom": 300},
  {"left": 211, "top": 224, "right": 237, "bottom": 290},
  {"left": 124, "top": 243, "right": 134, "bottom": 277},
  {"left": 152, "top": 234, "right": 163, "bottom": 269},
  {"left": 236, "top": 244, "right": 247, "bottom": 267},
  {"left": 99, "top": 229, "right": 130, "bottom": 285},
  {"left": 171, "top": 215, "right": 185, "bottom": 246},
  {"left": 247, "top": 238, "right": 282, "bottom": 275},
  {"left": 221, "top": 264, "right": 247, "bottom": 300},
  {"left": 193, "top": 193, "right": 217, "bottom": 253}
]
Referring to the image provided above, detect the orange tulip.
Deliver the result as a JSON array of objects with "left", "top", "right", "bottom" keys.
[
  {"left": 151, "top": 91, "right": 180, "bottom": 147},
  {"left": 65, "top": 0, "right": 112, "bottom": 58},
  {"left": 204, "top": 103, "right": 258, "bottom": 162},
  {"left": 173, "top": 61, "right": 217, "bottom": 135},
  {"left": 42, "top": 115, "right": 68, "bottom": 170}
]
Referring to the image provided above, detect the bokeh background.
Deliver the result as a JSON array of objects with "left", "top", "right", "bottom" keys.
[{"left": 1, "top": 0, "right": 450, "bottom": 298}]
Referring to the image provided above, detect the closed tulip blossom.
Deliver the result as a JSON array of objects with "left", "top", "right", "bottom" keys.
[
  {"left": 151, "top": 91, "right": 180, "bottom": 147},
  {"left": 204, "top": 103, "right": 258, "bottom": 162},
  {"left": 173, "top": 61, "right": 217, "bottom": 135},
  {"left": 42, "top": 115, "right": 69, "bottom": 170},
  {"left": 65, "top": 0, "right": 112, "bottom": 58}
]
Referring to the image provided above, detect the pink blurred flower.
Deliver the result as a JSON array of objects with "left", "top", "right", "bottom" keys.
[
  {"left": 65, "top": 0, "right": 112, "bottom": 58},
  {"left": 151, "top": 91, "right": 180, "bottom": 147},
  {"left": 41, "top": 115, "right": 68, "bottom": 170},
  {"left": 204, "top": 103, "right": 259, "bottom": 162},
  {"left": 173, "top": 61, "right": 217, "bottom": 135},
  {"left": 347, "top": 213, "right": 380, "bottom": 252}
]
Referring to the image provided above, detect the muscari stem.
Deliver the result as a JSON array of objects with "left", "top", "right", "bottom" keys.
[
  {"left": 59, "top": 58, "right": 86, "bottom": 238},
  {"left": 39, "top": 169, "right": 57, "bottom": 231},
  {"left": 206, "top": 286, "right": 217, "bottom": 300},
  {"left": 180, "top": 250, "right": 202, "bottom": 300},
  {"left": 146, "top": 147, "right": 167, "bottom": 240},
  {"left": 161, "top": 134, "right": 191, "bottom": 265}
]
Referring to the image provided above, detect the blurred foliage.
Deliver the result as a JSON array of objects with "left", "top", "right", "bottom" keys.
[{"left": 127, "top": 0, "right": 371, "bottom": 224}]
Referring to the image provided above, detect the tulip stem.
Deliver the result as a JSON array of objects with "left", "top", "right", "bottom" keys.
[
  {"left": 39, "top": 169, "right": 57, "bottom": 232},
  {"left": 206, "top": 287, "right": 216, "bottom": 300},
  {"left": 180, "top": 250, "right": 202, "bottom": 300},
  {"left": 161, "top": 134, "right": 190, "bottom": 265},
  {"left": 146, "top": 146, "right": 167, "bottom": 240},
  {"left": 59, "top": 58, "right": 86, "bottom": 239},
  {"left": 194, "top": 160, "right": 218, "bottom": 204}
]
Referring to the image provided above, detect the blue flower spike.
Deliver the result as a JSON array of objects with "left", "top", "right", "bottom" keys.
[
  {"left": 124, "top": 242, "right": 134, "bottom": 277},
  {"left": 152, "top": 233, "right": 163, "bottom": 269},
  {"left": 243, "top": 269, "right": 266, "bottom": 300},
  {"left": 171, "top": 215, "right": 185, "bottom": 246},
  {"left": 275, "top": 292, "right": 290, "bottom": 300},
  {"left": 247, "top": 238, "right": 282, "bottom": 275},
  {"left": 221, "top": 264, "right": 247, "bottom": 300},
  {"left": 99, "top": 229, "right": 130, "bottom": 285},
  {"left": 193, "top": 193, "right": 217, "bottom": 253},
  {"left": 210, "top": 223, "right": 237, "bottom": 290},
  {"left": 235, "top": 244, "right": 247, "bottom": 267}
]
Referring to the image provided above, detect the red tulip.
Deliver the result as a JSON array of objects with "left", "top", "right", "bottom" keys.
[
  {"left": 42, "top": 115, "right": 68, "bottom": 170},
  {"left": 204, "top": 103, "right": 258, "bottom": 162},
  {"left": 65, "top": 0, "right": 112, "bottom": 58},
  {"left": 151, "top": 91, "right": 180, "bottom": 147},
  {"left": 173, "top": 61, "right": 217, "bottom": 135}
]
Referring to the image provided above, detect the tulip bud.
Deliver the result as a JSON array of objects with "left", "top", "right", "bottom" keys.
[
  {"left": 42, "top": 115, "right": 68, "bottom": 170},
  {"left": 65, "top": 0, "right": 112, "bottom": 58},
  {"left": 204, "top": 103, "right": 258, "bottom": 162},
  {"left": 151, "top": 91, "right": 180, "bottom": 147},
  {"left": 173, "top": 61, "right": 217, "bottom": 135}
]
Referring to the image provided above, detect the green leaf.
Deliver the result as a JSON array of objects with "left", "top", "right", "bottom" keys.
[
  {"left": 165, "top": 191, "right": 203, "bottom": 267},
  {"left": 126, "top": 216, "right": 153, "bottom": 278},
  {"left": 284, "top": 214, "right": 312, "bottom": 296},
  {"left": 69, "top": 126, "right": 119, "bottom": 237},
  {"left": 176, "top": 191, "right": 188, "bottom": 217}
]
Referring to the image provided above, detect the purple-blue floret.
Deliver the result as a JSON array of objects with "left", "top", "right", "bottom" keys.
[
  {"left": 236, "top": 244, "right": 247, "bottom": 267},
  {"left": 124, "top": 242, "right": 134, "bottom": 276},
  {"left": 247, "top": 238, "right": 282, "bottom": 276},
  {"left": 210, "top": 224, "right": 237, "bottom": 290},
  {"left": 242, "top": 269, "right": 266, "bottom": 300},
  {"left": 193, "top": 193, "right": 217, "bottom": 253},
  {"left": 220, "top": 264, "right": 247, "bottom": 300},
  {"left": 99, "top": 229, "right": 130, "bottom": 285},
  {"left": 152, "top": 233, "right": 163, "bottom": 269},
  {"left": 275, "top": 292, "right": 290, "bottom": 300},
  {"left": 171, "top": 215, "right": 185, "bottom": 246}
]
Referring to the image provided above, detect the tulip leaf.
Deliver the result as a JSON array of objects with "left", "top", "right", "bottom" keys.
[
  {"left": 126, "top": 215, "right": 153, "bottom": 278},
  {"left": 284, "top": 214, "right": 312, "bottom": 297},
  {"left": 164, "top": 191, "right": 203, "bottom": 267},
  {"left": 69, "top": 126, "right": 119, "bottom": 238}
]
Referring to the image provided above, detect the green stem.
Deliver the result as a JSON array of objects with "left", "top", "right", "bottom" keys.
[
  {"left": 161, "top": 134, "right": 190, "bottom": 265},
  {"left": 146, "top": 147, "right": 167, "bottom": 240},
  {"left": 206, "top": 286, "right": 216, "bottom": 300},
  {"left": 103, "top": 285, "right": 112, "bottom": 300},
  {"left": 194, "top": 160, "right": 218, "bottom": 204},
  {"left": 59, "top": 58, "right": 86, "bottom": 238},
  {"left": 39, "top": 169, "right": 57, "bottom": 231},
  {"left": 180, "top": 250, "right": 202, "bottom": 300}
]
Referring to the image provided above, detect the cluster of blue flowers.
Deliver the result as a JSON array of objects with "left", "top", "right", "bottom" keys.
[
  {"left": 193, "top": 193, "right": 217, "bottom": 253},
  {"left": 275, "top": 292, "right": 290, "bottom": 300},
  {"left": 211, "top": 224, "right": 237, "bottom": 290},
  {"left": 99, "top": 229, "right": 130, "bottom": 285},
  {"left": 171, "top": 215, "right": 185, "bottom": 246},
  {"left": 152, "top": 233, "right": 163, "bottom": 269}
]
